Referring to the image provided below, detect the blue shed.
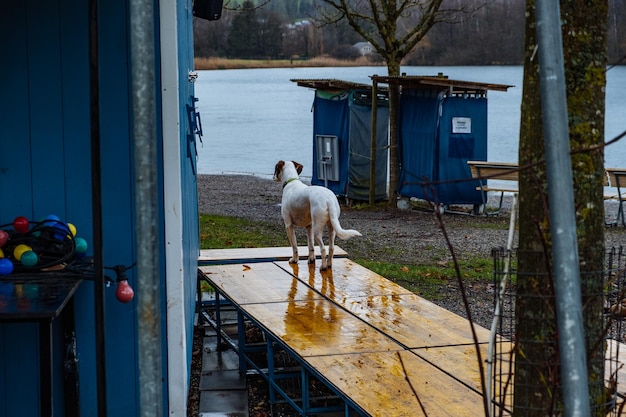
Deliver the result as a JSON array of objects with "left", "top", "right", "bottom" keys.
[
  {"left": 0, "top": 0, "right": 208, "bottom": 415},
  {"left": 376, "top": 75, "right": 511, "bottom": 208},
  {"left": 292, "top": 79, "right": 390, "bottom": 201}
]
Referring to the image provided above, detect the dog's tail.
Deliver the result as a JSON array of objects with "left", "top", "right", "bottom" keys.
[
  {"left": 329, "top": 205, "right": 362, "bottom": 240},
  {"left": 335, "top": 226, "right": 362, "bottom": 240}
]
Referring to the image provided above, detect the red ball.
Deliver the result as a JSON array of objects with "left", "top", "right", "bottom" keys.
[
  {"left": 13, "top": 216, "right": 29, "bottom": 234},
  {"left": 0, "top": 230, "right": 8, "bottom": 247}
]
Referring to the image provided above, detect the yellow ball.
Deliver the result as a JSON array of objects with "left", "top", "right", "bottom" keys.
[
  {"left": 13, "top": 244, "right": 32, "bottom": 261},
  {"left": 0, "top": 248, "right": 4, "bottom": 258},
  {"left": 68, "top": 223, "right": 77, "bottom": 237}
]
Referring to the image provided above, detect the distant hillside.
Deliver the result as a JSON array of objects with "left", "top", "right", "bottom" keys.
[{"left": 194, "top": 0, "right": 625, "bottom": 66}]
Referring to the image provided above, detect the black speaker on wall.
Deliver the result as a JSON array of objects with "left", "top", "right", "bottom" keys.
[{"left": 193, "top": 0, "right": 223, "bottom": 21}]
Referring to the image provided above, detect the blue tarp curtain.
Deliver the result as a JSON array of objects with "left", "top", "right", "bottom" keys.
[
  {"left": 311, "top": 91, "right": 389, "bottom": 200},
  {"left": 398, "top": 91, "right": 487, "bottom": 205},
  {"left": 398, "top": 91, "right": 440, "bottom": 200},
  {"left": 347, "top": 101, "right": 388, "bottom": 200},
  {"left": 312, "top": 91, "right": 350, "bottom": 195},
  {"left": 437, "top": 96, "right": 487, "bottom": 204}
]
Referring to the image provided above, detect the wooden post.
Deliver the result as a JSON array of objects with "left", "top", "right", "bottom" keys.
[{"left": 369, "top": 76, "right": 378, "bottom": 205}]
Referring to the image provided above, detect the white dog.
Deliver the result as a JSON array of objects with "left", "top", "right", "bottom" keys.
[{"left": 273, "top": 160, "right": 361, "bottom": 270}]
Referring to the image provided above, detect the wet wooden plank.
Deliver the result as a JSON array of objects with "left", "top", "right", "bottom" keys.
[
  {"left": 242, "top": 300, "right": 400, "bottom": 357},
  {"left": 199, "top": 246, "right": 347, "bottom": 264},
  {"left": 278, "top": 258, "right": 492, "bottom": 348},
  {"left": 199, "top": 263, "right": 323, "bottom": 305},
  {"left": 412, "top": 341, "right": 514, "bottom": 394},
  {"left": 276, "top": 258, "right": 414, "bottom": 299},
  {"left": 342, "top": 292, "right": 492, "bottom": 348},
  {"left": 307, "top": 350, "right": 488, "bottom": 417}
]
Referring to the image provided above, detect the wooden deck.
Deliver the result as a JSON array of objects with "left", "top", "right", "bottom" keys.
[
  {"left": 198, "top": 247, "right": 626, "bottom": 416},
  {"left": 199, "top": 248, "right": 507, "bottom": 416}
]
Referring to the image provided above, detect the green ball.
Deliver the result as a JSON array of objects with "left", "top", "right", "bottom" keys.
[
  {"left": 21, "top": 251, "right": 38, "bottom": 267},
  {"left": 74, "top": 237, "right": 88, "bottom": 253}
]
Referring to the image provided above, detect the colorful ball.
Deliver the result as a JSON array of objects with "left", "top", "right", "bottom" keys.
[
  {"left": 0, "top": 258, "right": 13, "bottom": 275},
  {"left": 74, "top": 237, "right": 88, "bottom": 253},
  {"left": 13, "top": 244, "right": 32, "bottom": 261},
  {"left": 0, "top": 230, "right": 8, "bottom": 247},
  {"left": 67, "top": 223, "right": 77, "bottom": 237},
  {"left": 44, "top": 215, "right": 70, "bottom": 240},
  {"left": 20, "top": 251, "right": 38, "bottom": 267},
  {"left": 13, "top": 216, "right": 29, "bottom": 234}
]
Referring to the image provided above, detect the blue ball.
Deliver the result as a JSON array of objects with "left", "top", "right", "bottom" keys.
[
  {"left": 0, "top": 258, "right": 13, "bottom": 275},
  {"left": 44, "top": 215, "right": 70, "bottom": 240}
]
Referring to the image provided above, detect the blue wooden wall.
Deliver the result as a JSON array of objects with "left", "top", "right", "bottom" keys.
[
  {"left": 0, "top": 0, "right": 199, "bottom": 415},
  {"left": 177, "top": 0, "right": 201, "bottom": 379}
]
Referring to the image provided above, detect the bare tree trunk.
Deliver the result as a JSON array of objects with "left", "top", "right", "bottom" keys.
[
  {"left": 386, "top": 60, "right": 401, "bottom": 206},
  {"left": 514, "top": 0, "right": 608, "bottom": 415},
  {"left": 561, "top": 1, "right": 609, "bottom": 413}
]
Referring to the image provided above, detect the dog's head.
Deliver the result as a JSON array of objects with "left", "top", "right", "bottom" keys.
[{"left": 274, "top": 160, "right": 303, "bottom": 183}]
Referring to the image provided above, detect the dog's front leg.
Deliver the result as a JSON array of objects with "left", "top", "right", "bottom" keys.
[
  {"left": 286, "top": 224, "right": 299, "bottom": 264},
  {"left": 305, "top": 225, "right": 315, "bottom": 264}
]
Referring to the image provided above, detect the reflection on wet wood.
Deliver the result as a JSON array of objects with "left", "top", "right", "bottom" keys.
[
  {"left": 243, "top": 300, "right": 400, "bottom": 356},
  {"left": 201, "top": 263, "right": 322, "bottom": 304},
  {"left": 277, "top": 258, "right": 491, "bottom": 348},
  {"left": 276, "top": 259, "right": 414, "bottom": 299}
]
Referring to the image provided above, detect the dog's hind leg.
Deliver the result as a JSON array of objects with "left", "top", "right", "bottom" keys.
[
  {"left": 327, "top": 222, "right": 336, "bottom": 269},
  {"left": 286, "top": 224, "right": 299, "bottom": 264},
  {"left": 312, "top": 224, "right": 328, "bottom": 270},
  {"left": 306, "top": 225, "right": 315, "bottom": 264}
]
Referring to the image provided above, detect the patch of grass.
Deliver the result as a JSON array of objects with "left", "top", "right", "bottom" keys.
[
  {"left": 199, "top": 214, "right": 494, "bottom": 298},
  {"left": 355, "top": 257, "right": 493, "bottom": 299},
  {"left": 199, "top": 214, "right": 286, "bottom": 249}
]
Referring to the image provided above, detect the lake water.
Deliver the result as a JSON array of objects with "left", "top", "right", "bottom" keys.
[{"left": 194, "top": 66, "right": 625, "bottom": 179}]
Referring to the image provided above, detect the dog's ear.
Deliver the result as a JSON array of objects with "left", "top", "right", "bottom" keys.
[
  {"left": 273, "top": 160, "right": 285, "bottom": 181},
  {"left": 293, "top": 161, "right": 303, "bottom": 174}
]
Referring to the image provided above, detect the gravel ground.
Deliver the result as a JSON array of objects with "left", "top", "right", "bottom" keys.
[
  {"left": 192, "top": 173, "right": 625, "bottom": 416},
  {"left": 197, "top": 173, "right": 624, "bottom": 325}
]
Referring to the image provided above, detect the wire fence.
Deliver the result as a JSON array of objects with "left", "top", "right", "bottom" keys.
[{"left": 489, "top": 246, "right": 626, "bottom": 416}]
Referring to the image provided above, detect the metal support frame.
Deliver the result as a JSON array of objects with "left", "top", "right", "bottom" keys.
[{"left": 197, "top": 277, "right": 365, "bottom": 417}]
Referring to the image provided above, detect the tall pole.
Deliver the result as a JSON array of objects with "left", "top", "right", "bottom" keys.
[
  {"left": 88, "top": 0, "right": 107, "bottom": 414},
  {"left": 129, "top": 0, "right": 163, "bottom": 415},
  {"left": 369, "top": 77, "right": 379, "bottom": 205},
  {"left": 535, "top": 1, "right": 590, "bottom": 416}
]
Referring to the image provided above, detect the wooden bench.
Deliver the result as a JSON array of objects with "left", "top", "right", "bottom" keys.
[
  {"left": 467, "top": 161, "right": 519, "bottom": 215},
  {"left": 605, "top": 168, "right": 626, "bottom": 226},
  {"left": 468, "top": 161, "right": 621, "bottom": 221}
]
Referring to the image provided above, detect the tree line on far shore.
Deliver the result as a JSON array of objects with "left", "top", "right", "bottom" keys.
[{"left": 194, "top": 0, "right": 626, "bottom": 66}]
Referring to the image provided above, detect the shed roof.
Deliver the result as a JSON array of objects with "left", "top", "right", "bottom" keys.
[
  {"left": 291, "top": 76, "right": 512, "bottom": 94},
  {"left": 291, "top": 78, "right": 380, "bottom": 91},
  {"left": 371, "top": 75, "right": 513, "bottom": 92}
]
